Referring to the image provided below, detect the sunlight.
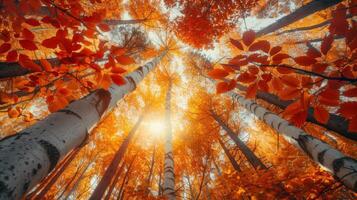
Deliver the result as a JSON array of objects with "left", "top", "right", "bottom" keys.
[{"left": 146, "top": 120, "right": 166, "bottom": 138}]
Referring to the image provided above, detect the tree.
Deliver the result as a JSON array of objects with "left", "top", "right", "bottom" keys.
[{"left": 0, "top": 52, "right": 166, "bottom": 199}]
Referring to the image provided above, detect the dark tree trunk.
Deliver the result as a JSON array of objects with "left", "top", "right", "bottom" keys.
[{"left": 217, "top": 137, "right": 242, "bottom": 172}]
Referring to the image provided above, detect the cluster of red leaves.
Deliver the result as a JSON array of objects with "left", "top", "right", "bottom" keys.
[
  {"left": 0, "top": 0, "right": 135, "bottom": 118},
  {"left": 209, "top": 4, "right": 357, "bottom": 132}
]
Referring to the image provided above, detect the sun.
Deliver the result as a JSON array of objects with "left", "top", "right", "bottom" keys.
[{"left": 146, "top": 120, "right": 166, "bottom": 138}]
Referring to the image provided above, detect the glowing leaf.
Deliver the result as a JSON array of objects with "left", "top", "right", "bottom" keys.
[
  {"left": 208, "top": 69, "right": 229, "bottom": 79},
  {"left": 115, "top": 55, "right": 135, "bottom": 65}
]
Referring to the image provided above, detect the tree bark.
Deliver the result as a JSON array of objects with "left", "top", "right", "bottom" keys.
[
  {"left": 211, "top": 110, "right": 267, "bottom": 170},
  {"left": 235, "top": 83, "right": 357, "bottom": 141},
  {"left": 229, "top": 92, "right": 357, "bottom": 191},
  {"left": 89, "top": 115, "right": 143, "bottom": 200},
  {"left": 256, "top": 0, "right": 342, "bottom": 37},
  {"left": 117, "top": 156, "right": 136, "bottom": 200},
  {"left": 146, "top": 145, "right": 156, "bottom": 195},
  {"left": 217, "top": 137, "right": 242, "bottom": 172},
  {"left": 163, "top": 80, "right": 176, "bottom": 200},
  {"left": 0, "top": 51, "right": 166, "bottom": 200}
]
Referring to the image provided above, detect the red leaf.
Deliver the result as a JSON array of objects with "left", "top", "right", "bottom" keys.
[
  {"left": 270, "top": 46, "right": 282, "bottom": 56},
  {"left": 314, "top": 106, "right": 329, "bottom": 124},
  {"left": 98, "top": 23, "right": 111, "bottom": 32},
  {"left": 42, "top": 37, "right": 58, "bottom": 49},
  {"left": 312, "top": 63, "right": 328, "bottom": 73},
  {"left": 19, "top": 40, "right": 38, "bottom": 50},
  {"left": 25, "top": 18, "right": 40, "bottom": 26},
  {"left": 216, "top": 81, "right": 235, "bottom": 94},
  {"left": 307, "top": 47, "right": 321, "bottom": 58},
  {"left": 111, "top": 66, "right": 126, "bottom": 74},
  {"left": 245, "top": 82, "right": 258, "bottom": 99},
  {"left": 343, "top": 88, "right": 357, "bottom": 97},
  {"left": 115, "top": 55, "right": 135, "bottom": 65},
  {"left": 22, "top": 28, "right": 35, "bottom": 40},
  {"left": 0, "top": 43, "right": 11, "bottom": 54},
  {"left": 348, "top": 117, "right": 357, "bottom": 133},
  {"left": 242, "top": 30, "right": 255, "bottom": 46},
  {"left": 19, "top": 54, "right": 42, "bottom": 72},
  {"left": 338, "top": 102, "right": 357, "bottom": 119},
  {"left": 237, "top": 72, "right": 256, "bottom": 83},
  {"left": 321, "top": 34, "right": 333, "bottom": 55},
  {"left": 294, "top": 56, "right": 316, "bottom": 66},
  {"left": 111, "top": 74, "right": 126, "bottom": 85},
  {"left": 272, "top": 53, "right": 289, "bottom": 62},
  {"left": 280, "top": 75, "right": 300, "bottom": 87},
  {"left": 40, "top": 59, "right": 52, "bottom": 71},
  {"left": 208, "top": 69, "right": 229, "bottom": 79},
  {"left": 6, "top": 50, "right": 18, "bottom": 62},
  {"left": 230, "top": 38, "right": 243, "bottom": 50},
  {"left": 248, "top": 40, "right": 270, "bottom": 53},
  {"left": 279, "top": 86, "right": 301, "bottom": 100}
]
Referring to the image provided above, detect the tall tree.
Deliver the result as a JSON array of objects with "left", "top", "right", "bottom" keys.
[{"left": 0, "top": 51, "right": 166, "bottom": 200}]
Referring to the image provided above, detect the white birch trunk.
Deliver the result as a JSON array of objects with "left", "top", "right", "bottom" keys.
[
  {"left": 0, "top": 51, "right": 167, "bottom": 200},
  {"left": 163, "top": 81, "right": 176, "bottom": 200},
  {"left": 229, "top": 92, "right": 357, "bottom": 191}
]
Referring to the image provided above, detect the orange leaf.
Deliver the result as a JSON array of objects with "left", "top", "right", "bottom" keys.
[
  {"left": 40, "top": 59, "right": 52, "bottom": 71},
  {"left": 321, "top": 34, "right": 333, "bottom": 55},
  {"left": 6, "top": 50, "right": 18, "bottom": 62},
  {"left": 280, "top": 75, "right": 300, "bottom": 87},
  {"left": 279, "top": 86, "right": 301, "bottom": 100},
  {"left": 283, "top": 101, "right": 301, "bottom": 118},
  {"left": 230, "top": 38, "right": 243, "bottom": 50},
  {"left": 338, "top": 102, "right": 357, "bottom": 119},
  {"left": 111, "top": 74, "right": 126, "bottom": 85},
  {"left": 115, "top": 55, "right": 135, "bottom": 65},
  {"left": 208, "top": 69, "right": 229, "bottom": 79},
  {"left": 248, "top": 40, "right": 270, "bottom": 53},
  {"left": 272, "top": 53, "right": 289, "bottom": 62},
  {"left": 0, "top": 43, "right": 11, "bottom": 54},
  {"left": 19, "top": 54, "right": 42, "bottom": 72},
  {"left": 22, "top": 28, "right": 35, "bottom": 40},
  {"left": 242, "top": 30, "right": 255, "bottom": 46},
  {"left": 8, "top": 107, "right": 20, "bottom": 118},
  {"left": 246, "top": 83, "right": 258, "bottom": 99},
  {"left": 237, "top": 72, "right": 256, "bottom": 83},
  {"left": 294, "top": 56, "right": 316, "bottom": 66},
  {"left": 344, "top": 88, "right": 357, "bottom": 97},
  {"left": 98, "top": 23, "right": 111, "bottom": 32},
  {"left": 19, "top": 40, "right": 38, "bottom": 50},
  {"left": 216, "top": 82, "right": 230, "bottom": 94},
  {"left": 314, "top": 106, "right": 329, "bottom": 124},
  {"left": 271, "top": 77, "right": 283, "bottom": 92},
  {"left": 111, "top": 66, "right": 126, "bottom": 74}
]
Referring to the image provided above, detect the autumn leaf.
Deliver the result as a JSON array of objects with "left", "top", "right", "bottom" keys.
[
  {"left": 280, "top": 75, "right": 300, "bottom": 87},
  {"left": 19, "top": 54, "right": 42, "bottom": 72},
  {"left": 98, "top": 23, "right": 111, "bottom": 32},
  {"left": 306, "top": 47, "right": 321, "bottom": 58},
  {"left": 19, "top": 40, "right": 38, "bottom": 50},
  {"left": 111, "top": 66, "right": 127, "bottom": 74},
  {"left": 348, "top": 117, "right": 357, "bottom": 133},
  {"left": 230, "top": 38, "right": 243, "bottom": 50},
  {"left": 0, "top": 43, "right": 11, "bottom": 54},
  {"left": 237, "top": 72, "right": 256, "bottom": 83},
  {"left": 312, "top": 63, "right": 328, "bottom": 73},
  {"left": 8, "top": 107, "right": 20, "bottom": 118},
  {"left": 338, "top": 102, "right": 357, "bottom": 119},
  {"left": 111, "top": 74, "right": 126, "bottom": 85},
  {"left": 242, "top": 30, "right": 255, "bottom": 46},
  {"left": 314, "top": 106, "right": 329, "bottom": 124},
  {"left": 40, "top": 59, "right": 52, "bottom": 71},
  {"left": 22, "top": 28, "right": 35, "bottom": 40},
  {"left": 208, "top": 69, "right": 229, "bottom": 79},
  {"left": 270, "top": 46, "right": 282, "bottom": 56},
  {"left": 343, "top": 88, "right": 357, "bottom": 97},
  {"left": 246, "top": 82, "right": 258, "bottom": 99},
  {"left": 248, "top": 40, "right": 270, "bottom": 53},
  {"left": 6, "top": 50, "right": 18, "bottom": 62},
  {"left": 321, "top": 34, "right": 333, "bottom": 55},
  {"left": 272, "top": 53, "right": 289, "bottom": 63},
  {"left": 25, "top": 18, "right": 40, "bottom": 26},
  {"left": 42, "top": 37, "right": 58, "bottom": 49},
  {"left": 293, "top": 56, "right": 316, "bottom": 66},
  {"left": 115, "top": 55, "right": 135, "bottom": 65},
  {"left": 279, "top": 86, "right": 301, "bottom": 100}
]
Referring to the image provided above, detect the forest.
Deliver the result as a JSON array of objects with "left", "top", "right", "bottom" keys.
[{"left": 0, "top": 0, "right": 356, "bottom": 199}]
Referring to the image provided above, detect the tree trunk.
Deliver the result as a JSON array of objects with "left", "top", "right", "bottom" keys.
[
  {"left": 0, "top": 51, "right": 166, "bottom": 200},
  {"left": 103, "top": 161, "right": 125, "bottom": 200},
  {"left": 211, "top": 110, "right": 267, "bottom": 170},
  {"left": 105, "top": 19, "right": 147, "bottom": 26},
  {"left": 217, "top": 137, "right": 242, "bottom": 172},
  {"left": 229, "top": 92, "right": 357, "bottom": 191},
  {"left": 117, "top": 156, "right": 136, "bottom": 200},
  {"left": 256, "top": 0, "right": 342, "bottom": 37},
  {"left": 235, "top": 83, "right": 357, "bottom": 141},
  {"left": 31, "top": 147, "right": 82, "bottom": 200},
  {"left": 146, "top": 145, "right": 156, "bottom": 195},
  {"left": 163, "top": 80, "right": 176, "bottom": 200},
  {"left": 89, "top": 115, "right": 143, "bottom": 200}
]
